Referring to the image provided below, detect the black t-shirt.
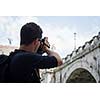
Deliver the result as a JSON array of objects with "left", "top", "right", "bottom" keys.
[{"left": 9, "top": 50, "right": 57, "bottom": 83}]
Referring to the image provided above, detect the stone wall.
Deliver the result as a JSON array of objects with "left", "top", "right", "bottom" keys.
[{"left": 0, "top": 45, "right": 18, "bottom": 55}]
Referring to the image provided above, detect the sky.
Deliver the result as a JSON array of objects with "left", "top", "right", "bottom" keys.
[{"left": 0, "top": 16, "right": 100, "bottom": 58}]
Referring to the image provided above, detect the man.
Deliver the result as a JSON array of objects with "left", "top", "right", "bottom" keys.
[{"left": 8, "top": 22, "right": 63, "bottom": 83}]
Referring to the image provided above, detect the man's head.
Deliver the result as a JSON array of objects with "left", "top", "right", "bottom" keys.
[{"left": 20, "top": 22, "right": 43, "bottom": 45}]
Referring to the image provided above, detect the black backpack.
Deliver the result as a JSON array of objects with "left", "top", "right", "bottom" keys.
[{"left": 0, "top": 53, "right": 13, "bottom": 82}]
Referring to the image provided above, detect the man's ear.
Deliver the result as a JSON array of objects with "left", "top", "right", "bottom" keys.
[{"left": 32, "top": 39, "right": 38, "bottom": 45}]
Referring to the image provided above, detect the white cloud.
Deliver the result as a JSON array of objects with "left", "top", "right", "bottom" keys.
[
  {"left": 41, "top": 24, "right": 77, "bottom": 58},
  {"left": 0, "top": 16, "right": 39, "bottom": 46}
]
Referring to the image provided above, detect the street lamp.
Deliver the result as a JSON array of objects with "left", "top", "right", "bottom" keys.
[{"left": 8, "top": 38, "right": 12, "bottom": 45}]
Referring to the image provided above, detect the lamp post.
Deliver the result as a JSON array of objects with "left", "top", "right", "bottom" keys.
[
  {"left": 8, "top": 38, "right": 12, "bottom": 45},
  {"left": 74, "top": 33, "right": 77, "bottom": 51}
]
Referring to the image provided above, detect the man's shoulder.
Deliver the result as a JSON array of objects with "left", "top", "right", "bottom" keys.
[{"left": 12, "top": 49, "right": 42, "bottom": 59}]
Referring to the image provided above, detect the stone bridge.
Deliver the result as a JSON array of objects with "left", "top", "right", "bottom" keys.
[{"left": 41, "top": 33, "right": 100, "bottom": 83}]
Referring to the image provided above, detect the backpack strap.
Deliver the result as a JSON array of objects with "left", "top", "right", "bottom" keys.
[{"left": 1, "top": 51, "right": 18, "bottom": 82}]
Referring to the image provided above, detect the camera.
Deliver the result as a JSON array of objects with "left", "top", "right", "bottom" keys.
[
  {"left": 41, "top": 38, "right": 50, "bottom": 48},
  {"left": 37, "top": 37, "right": 50, "bottom": 54}
]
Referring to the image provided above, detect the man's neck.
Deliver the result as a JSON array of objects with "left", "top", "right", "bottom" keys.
[{"left": 19, "top": 45, "right": 35, "bottom": 53}]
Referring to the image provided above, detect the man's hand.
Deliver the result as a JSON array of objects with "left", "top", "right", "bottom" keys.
[{"left": 42, "top": 37, "right": 50, "bottom": 52}]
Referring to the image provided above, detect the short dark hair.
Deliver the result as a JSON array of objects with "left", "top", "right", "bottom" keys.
[{"left": 20, "top": 22, "right": 43, "bottom": 45}]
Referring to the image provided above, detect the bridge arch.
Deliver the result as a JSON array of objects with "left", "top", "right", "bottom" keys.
[
  {"left": 66, "top": 68, "right": 96, "bottom": 83},
  {"left": 62, "top": 59, "right": 99, "bottom": 83}
]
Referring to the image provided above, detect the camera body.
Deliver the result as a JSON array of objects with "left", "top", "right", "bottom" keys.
[
  {"left": 41, "top": 38, "right": 50, "bottom": 48},
  {"left": 37, "top": 37, "right": 50, "bottom": 54}
]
